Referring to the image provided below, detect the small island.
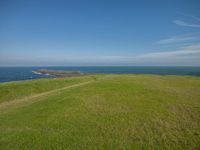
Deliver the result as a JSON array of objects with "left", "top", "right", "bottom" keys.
[{"left": 33, "top": 69, "right": 88, "bottom": 77}]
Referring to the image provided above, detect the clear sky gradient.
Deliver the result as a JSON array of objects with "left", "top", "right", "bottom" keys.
[{"left": 0, "top": 0, "right": 200, "bottom": 66}]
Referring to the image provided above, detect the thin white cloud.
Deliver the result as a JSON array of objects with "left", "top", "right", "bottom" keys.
[
  {"left": 174, "top": 20, "right": 200, "bottom": 28},
  {"left": 157, "top": 35, "right": 199, "bottom": 44},
  {"left": 103, "top": 44, "right": 200, "bottom": 59},
  {"left": 179, "top": 13, "right": 200, "bottom": 21},
  {"left": 136, "top": 44, "right": 200, "bottom": 59},
  {"left": 100, "top": 43, "right": 200, "bottom": 65},
  {"left": 1, "top": 44, "right": 200, "bottom": 66},
  {"left": 137, "top": 48, "right": 200, "bottom": 59},
  {"left": 189, "top": 15, "right": 200, "bottom": 22}
]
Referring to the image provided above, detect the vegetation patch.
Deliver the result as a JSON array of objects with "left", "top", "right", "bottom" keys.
[{"left": 0, "top": 74, "right": 200, "bottom": 149}]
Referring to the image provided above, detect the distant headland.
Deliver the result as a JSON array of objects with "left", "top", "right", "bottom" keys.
[{"left": 32, "top": 69, "right": 89, "bottom": 77}]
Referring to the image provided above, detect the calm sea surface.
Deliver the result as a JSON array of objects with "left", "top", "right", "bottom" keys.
[{"left": 0, "top": 66, "right": 200, "bottom": 83}]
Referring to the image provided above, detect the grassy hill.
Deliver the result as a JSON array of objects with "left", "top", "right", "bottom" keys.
[{"left": 0, "top": 74, "right": 200, "bottom": 149}]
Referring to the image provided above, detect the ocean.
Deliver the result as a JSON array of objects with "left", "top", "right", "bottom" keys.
[{"left": 0, "top": 66, "right": 200, "bottom": 83}]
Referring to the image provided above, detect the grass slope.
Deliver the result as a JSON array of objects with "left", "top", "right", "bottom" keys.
[
  {"left": 0, "top": 74, "right": 200, "bottom": 149},
  {"left": 0, "top": 75, "right": 100, "bottom": 103}
]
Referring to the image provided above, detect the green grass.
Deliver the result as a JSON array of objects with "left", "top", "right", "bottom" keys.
[
  {"left": 0, "top": 74, "right": 200, "bottom": 149},
  {"left": 0, "top": 75, "right": 102, "bottom": 103}
]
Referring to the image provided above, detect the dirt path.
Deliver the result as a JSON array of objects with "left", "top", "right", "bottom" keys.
[{"left": 0, "top": 80, "right": 95, "bottom": 111}]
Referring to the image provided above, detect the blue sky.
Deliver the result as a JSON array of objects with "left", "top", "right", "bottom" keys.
[{"left": 0, "top": 0, "right": 200, "bottom": 66}]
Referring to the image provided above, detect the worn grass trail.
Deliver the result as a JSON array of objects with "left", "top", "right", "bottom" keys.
[
  {"left": 0, "top": 75, "right": 111, "bottom": 112},
  {"left": 0, "top": 74, "right": 200, "bottom": 149},
  {"left": 0, "top": 75, "right": 104, "bottom": 104},
  {"left": 0, "top": 80, "right": 93, "bottom": 111}
]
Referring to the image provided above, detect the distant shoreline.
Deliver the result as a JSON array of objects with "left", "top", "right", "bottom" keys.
[
  {"left": 1, "top": 66, "right": 200, "bottom": 83},
  {"left": 32, "top": 69, "right": 88, "bottom": 77}
]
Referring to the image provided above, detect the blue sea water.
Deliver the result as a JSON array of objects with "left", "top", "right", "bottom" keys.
[{"left": 0, "top": 66, "right": 200, "bottom": 83}]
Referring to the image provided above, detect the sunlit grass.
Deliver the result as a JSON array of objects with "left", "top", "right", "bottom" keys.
[{"left": 0, "top": 74, "right": 200, "bottom": 149}]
